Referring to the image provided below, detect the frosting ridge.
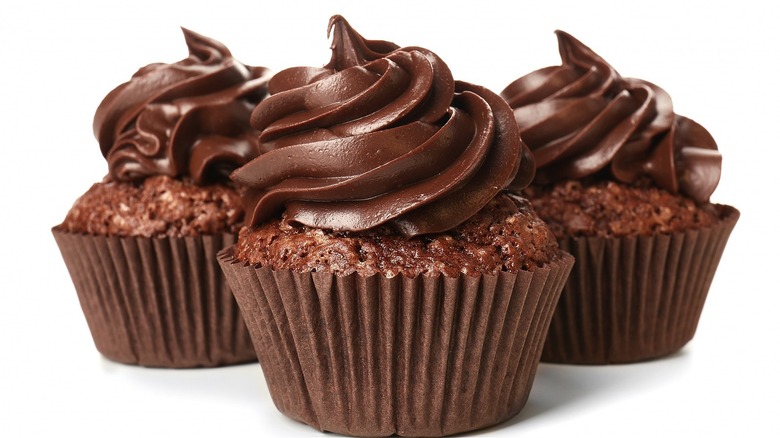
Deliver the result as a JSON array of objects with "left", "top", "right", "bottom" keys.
[
  {"left": 94, "top": 28, "right": 269, "bottom": 184},
  {"left": 235, "top": 16, "right": 534, "bottom": 236},
  {"left": 500, "top": 30, "right": 720, "bottom": 202}
]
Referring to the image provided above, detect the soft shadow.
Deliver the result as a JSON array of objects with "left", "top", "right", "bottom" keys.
[
  {"left": 100, "top": 357, "right": 268, "bottom": 404},
  {"left": 461, "top": 350, "right": 692, "bottom": 435},
  {"left": 98, "top": 349, "right": 692, "bottom": 436}
]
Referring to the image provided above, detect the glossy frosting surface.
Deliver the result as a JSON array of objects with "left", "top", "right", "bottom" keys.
[
  {"left": 94, "top": 28, "right": 269, "bottom": 184},
  {"left": 500, "top": 31, "right": 721, "bottom": 202},
  {"left": 235, "top": 16, "right": 534, "bottom": 236}
]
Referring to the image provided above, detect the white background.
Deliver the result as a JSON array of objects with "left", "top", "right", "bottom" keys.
[{"left": 1, "top": 1, "right": 778, "bottom": 437}]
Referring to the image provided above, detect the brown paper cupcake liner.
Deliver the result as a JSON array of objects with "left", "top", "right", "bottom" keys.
[
  {"left": 218, "top": 248, "right": 574, "bottom": 437},
  {"left": 541, "top": 204, "right": 739, "bottom": 364},
  {"left": 52, "top": 228, "right": 256, "bottom": 368}
]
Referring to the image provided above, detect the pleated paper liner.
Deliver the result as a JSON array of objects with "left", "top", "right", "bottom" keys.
[
  {"left": 52, "top": 228, "right": 256, "bottom": 368},
  {"left": 219, "top": 248, "right": 574, "bottom": 437},
  {"left": 541, "top": 204, "right": 739, "bottom": 365}
]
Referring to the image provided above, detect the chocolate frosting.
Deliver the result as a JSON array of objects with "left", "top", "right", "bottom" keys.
[
  {"left": 94, "top": 28, "right": 269, "bottom": 185},
  {"left": 234, "top": 15, "right": 534, "bottom": 236},
  {"left": 500, "top": 31, "right": 721, "bottom": 203}
]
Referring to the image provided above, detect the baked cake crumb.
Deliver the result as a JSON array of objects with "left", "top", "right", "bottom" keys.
[
  {"left": 524, "top": 179, "right": 720, "bottom": 238},
  {"left": 59, "top": 175, "right": 244, "bottom": 238},
  {"left": 234, "top": 193, "right": 560, "bottom": 278}
]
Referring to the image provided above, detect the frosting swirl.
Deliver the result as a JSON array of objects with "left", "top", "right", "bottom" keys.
[
  {"left": 234, "top": 15, "right": 534, "bottom": 236},
  {"left": 500, "top": 31, "right": 721, "bottom": 203},
  {"left": 94, "top": 28, "right": 269, "bottom": 185}
]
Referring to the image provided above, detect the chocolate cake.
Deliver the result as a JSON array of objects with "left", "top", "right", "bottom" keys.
[
  {"left": 500, "top": 30, "right": 738, "bottom": 364},
  {"left": 218, "top": 16, "right": 574, "bottom": 437},
  {"left": 524, "top": 179, "right": 720, "bottom": 238},
  {"left": 234, "top": 193, "right": 558, "bottom": 277},
  {"left": 60, "top": 175, "right": 244, "bottom": 238},
  {"left": 53, "top": 28, "right": 269, "bottom": 368}
]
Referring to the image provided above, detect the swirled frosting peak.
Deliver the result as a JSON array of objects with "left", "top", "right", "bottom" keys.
[
  {"left": 94, "top": 28, "right": 270, "bottom": 185},
  {"left": 500, "top": 31, "right": 721, "bottom": 203},
  {"left": 234, "top": 15, "right": 534, "bottom": 236}
]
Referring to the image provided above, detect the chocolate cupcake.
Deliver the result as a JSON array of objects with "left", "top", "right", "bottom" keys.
[
  {"left": 500, "top": 31, "right": 739, "bottom": 364},
  {"left": 53, "top": 28, "right": 270, "bottom": 368},
  {"left": 218, "top": 16, "right": 574, "bottom": 437}
]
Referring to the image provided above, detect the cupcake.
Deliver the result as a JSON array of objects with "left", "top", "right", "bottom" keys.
[
  {"left": 218, "top": 16, "right": 574, "bottom": 437},
  {"left": 500, "top": 31, "right": 739, "bottom": 364},
  {"left": 53, "top": 28, "right": 270, "bottom": 368}
]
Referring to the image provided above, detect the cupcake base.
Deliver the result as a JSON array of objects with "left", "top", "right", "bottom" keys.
[
  {"left": 219, "top": 248, "right": 574, "bottom": 437},
  {"left": 541, "top": 205, "right": 739, "bottom": 364},
  {"left": 53, "top": 229, "right": 256, "bottom": 368}
]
